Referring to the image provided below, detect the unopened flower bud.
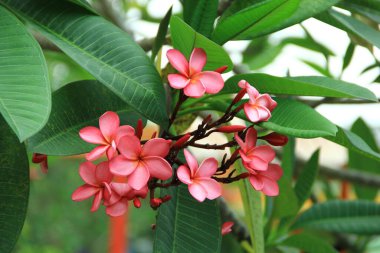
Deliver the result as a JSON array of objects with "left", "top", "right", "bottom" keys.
[
  {"left": 133, "top": 198, "right": 141, "bottom": 208},
  {"left": 239, "top": 173, "right": 250, "bottom": 179},
  {"left": 260, "top": 132, "right": 288, "bottom": 146},
  {"left": 162, "top": 195, "right": 172, "bottom": 203},
  {"left": 32, "top": 153, "right": 48, "bottom": 174},
  {"left": 214, "top": 65, "right": 228, "bottom": 74},
  {"left": 232, "top": 88, "right": 247, "bottom": 104},
  {"left": 150, "top": 198, "right": 163, "bottom": 208},
  {"left": 173, "top": 134, "right": 191, "bottom": 148},
  {"left": 136, "top": 119, "right": 144, "bottom": 140},
  {"left": 216, "top": 125, "right": 246, "bottom": 133}
]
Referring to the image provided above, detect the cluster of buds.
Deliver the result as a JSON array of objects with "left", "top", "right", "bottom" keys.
[{"left": 71, "top": 48, "right": 287, "bottom": 218}]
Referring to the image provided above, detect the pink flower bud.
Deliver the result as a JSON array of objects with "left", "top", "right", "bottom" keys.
[
  {"left": 221, "top": 221, "right": 234, "bottom": 235},
  {"left": 232, "top": 88, "right": 247, "bottom": 104},
  {"left": 32, "top": 153, "right": 48, "bottom": 174},
  {"left": 214, "top": 65, "right": 228, "bottom": 74},
  {"left": 216, "top": 125, "right": 246, "bottom": 133},
  {"left": 136, "top": 119, "right": 144, "bottom": 140},
  {"left": 173, "top": 134, "right": 191, "bottom": 148},
  {"left": 162, "top": 195, "right": 172, "bottom": 202},
  {"left": 133, "top": 198, "right": 141, "bottom": 208},
  {"left": 150, "top": 198, "right": 163, "bottom": 208},
  {"left": 260, "top": 132, "right": 288, "bottom": 146}
]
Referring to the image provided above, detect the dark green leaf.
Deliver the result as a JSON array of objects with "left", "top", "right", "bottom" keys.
[
  {"left": 170, "top": 16, "right": 233, "bottom": 71},
  {"left": 223, "top": 74, "right": 377, "bottom": 101},
  {"left": 0, "top": 117, "right": 29, "bottom": 253},
  {"left": 281, "top": 36, "right": 335, "bottom": 57},
  {"left": 153, "top": 185, "right": 221, "bottom": 253},
  {"left": 292, "top": 200, "right": 380, "bottom": 235},
  {"left": 212, "top": 0, "right": 300, "bottom": 44},
  {"left": 341, "top": 1, "right": 380, "bottom": 23},
  {"left": 151, "top": 7, "right": 172, "bottom": 60},
  {"left": 349, "top": 118, "right": 380, "bottom": 199},
  {"left": 0, "top": 0, "right": 168, "bottom": 127},
  {"left": 272, "top": 176, "right": 299, "bottom": 219},
  {"left": 300, "top": 60, "right": 333, "bottom": 77},
  {"left": 182, "top": 0, "right": 218, "bottom": 37},
  {"left": 281, "top": 233, "right": 338, "bottom": 253},
  {"left": 294, "top": 150, "right": 320, "bottom": 208},
  {"left": 0, "top": 6, "right": 51, "bottom": 141},
  {"left": 342, "top": 42, "right": 355, "bottom": 71},
  {"left": 281, "top": 137, "right": 295, "bottom": 179},
  {"left": 27, "top": 81, "right": 143, "bottom": 156}
]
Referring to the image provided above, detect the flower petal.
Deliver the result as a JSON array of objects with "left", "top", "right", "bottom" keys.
[
  {"left": 79, "top": 126, "right": 107, "bottom": 145},
  {"left": 263, "top": 164, "right": 283, "bottom": 180},
  {"left": 95, "top": 161, "right": 113, "bottom": 183},
  {"left": 115, "top": 125, "right": 135, "bottom": 145},
  {"left": 249, "top": 175, "right": 264, "bottom": 191},
  {"left": 106, "top": 147, "right": 117, "bottom": 160},
  {"left": 189, "top": 48, "right": 206, "bottom": 75},
  {"left": 85, "top": 145, "right": 109, "bottom": 161},
  {"left": 177, "top": 165, "right": 192, "bottom": 184},
  {"left": 252, "top": 145, "right": 275, "bottom": 163},
  {"left": 143, "top": 156, "right": 172, "bottom": 180},
  {"left": 188, "top": 183, "right": 207, "bottom": 202},
  {"left": 198, "top": 71, "right": 224, "bottom": 94},
  {"left": 91, "top": 191, "right": 103, "bottom": 212},
  {"left": 127, "top": 163, "right": 150, "bottom": 190},
  {"left": 109, "top": 155, "right": 138, "bottom": 176},
  {"left": 79, "top": 161, "right": 97, "bottom": 186},
  {"left": 248, "top": 157, "right": 269, "bottom": 171},
  {"left": 117, "top": 135, "right": 141, "bottom": 159},
  {"left": 234, "top": 133, "right": 246, "bottom": 152},
  {"left": 184, "top": 80, "right": 206, "bottom": 98},
  {"left": 141, "top": 138, "right": 171, "bottom": 158},
  {"left": 184, "top": 149, "right": 198, "bottom": 177},
  {"left": 106, "top": 199, "right": 128, "bottom": 217},
  {"left": 257, "top": 94, "right": 277, "bottom": 111},
  {"left": 167, "top": 49, "right": 189, "bottom": 75},
  {"left": 221, "top": 221, "right": 234, "bottom": 235},
  {"left": 99, "top": 111, "right": 120, "bottom": 142},
  {"left": 72, "top": 184, "right": 99, "bottom": 201},
  {"left": 197, "top": 178, "right": 222, "bottom": 200},
  {"left": 261, "top": 177, "right": 279, "bottom": 196},
  {"left": 110, "top": 182, "right": 131, "bottom": 197},
  {"left": 168, "top": 74, "right": 190, "bottom": 89},
  {"left": 196, "top": 158, "right": 218, "bottom": 178},
  {"left": 245, "top": 128, "right": 257, "bottom": 150}
]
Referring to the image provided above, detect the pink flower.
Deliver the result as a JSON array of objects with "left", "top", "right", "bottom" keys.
[
  {"left": 177, "top": 150, "right": 222, "bottom": 202},
  {"left": 221, "top": 221, "right": 234, "bottom": 235},
  {"left": 104, "top": 182, "right": 148, "bottom": 217},
  {"left": 109, "top": 135, "right": 173, "bottom": 190},
  {"left": 235, "top": 128, "right": 275, "bottom": 172},
  {"left": 79, "top": 111, "right": 135, "bottom": 161},
  {"left": 167, "top": 48, "right": 224, "bottom": 98},
  {"left": 238, "top": 80, "right": 277, "bottom": 122},
  {"left": 72, "top": 161, "right": 113, "bottom": 212},
  {"left": 249, "top": 164, "right": 283, "bottom": 196}
]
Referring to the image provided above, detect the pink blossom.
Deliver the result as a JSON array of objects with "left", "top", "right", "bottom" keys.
[
  {"left": 104, "top": 182, "right": 148, "bottom": 217},
  {"left": 221, "top": 221, "right": 234, "bottom": 235},
  {"left": 72, "top": 161, "right": 113, "bottom": 212},
  {"left": 249, "top": 164, "right": 283, "bottom": 196},
  {"left": 167, "top": 48, "right": 224, "bottom": 98},
  {"left": 79, "top": 111, "right": 135, "bottom": 161},
  {"left": 177, "top": 150, "right": 222, "bottom": 202},
  {"left": 235, "top": 128, "right": 275, "bottom": 172},
  {"left": 238, "top": 80, "right": 277, "bottom": 122},
  {"left": 109, "top": 135, "right": 172, "bottom": 190}
]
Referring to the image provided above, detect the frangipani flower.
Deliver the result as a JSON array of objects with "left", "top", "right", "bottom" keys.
[
  {"left": 72, "top": 161, "right": 113, "bottom": 212},
  {"left": 79, "top": 111, "right": 135, "bottom": 161},
  {"left": 105, "top": 182, "right": 148, "bottom": 217},
  {"left": 167, "top": 48, "right": 224, "bottom": 98},
  {"left": 235, "top": 128, "right": 275, "bottom": 172},
  {"left": 221, "top": 221, "right": 234, "bottom": 235},
  {"left": 249, "top": 164, "right": 283, "bottom": 196},
  {"left": 109, "top": 135, "right": 172, "bottom": 190},
  {"left": 177, "top": 150, "right": 222, "bottom": 202},
  {"left": 238, "top": 80, "right": 277, "bottom": 122}
]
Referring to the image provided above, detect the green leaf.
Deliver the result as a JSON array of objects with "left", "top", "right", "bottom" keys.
[
  {"left": 27, "top": 81, "right": 143, "bottom": 156},
  {"left": 0, "top": 6, "right": 51, "bottom": 141},
  {"left": 281, "top": 233, "right": 338, "bottom": 253},
  {"left": 294, "top": 150, "right": 320, "bottom": 208},
  {"left": 182, "top": 0, "right": 218, "bottom": 37},
  {"left": 153, "top": 185, "right": 221, "bottom": 253},
  {"left": 0, "top": 0, "right": 168, "bottom": 127},
  {"left": 349, "top": 118, "right": 380, "bottom": 199},
  {"left": 170, "top": 16, "right": 233, "bottom": 71},
  {"left": 0, "top": 117, "right": 29, "bottom": 253},
  {"left": 223, "top": 74, "right": 378, "bottom": 101},
  {"left": 272, "top": 176, "right": 299, "bottom": 218},
  {"left": 292, "top": 200, "right": 380, "bottom": 235},
  {"left": 281, "top": 137, "right": 295, "bottom": 179},
  {"left": 212, "top": 0, "right": 300, "bottom": 44},
  {"left": 236, "top": 161, "right": 264, "bottom": 253},
  {"left": 151, "top": 7, "right": 172, "bottom": 61},
  {"left": 281, "top": 36, "right": 335, "bottom": 57},
  {"left": 326, "top": 126, "right": 380, "bottom": 162},
  {"left": 341, "top": 1, "right": 380, "bottom": 24},
  {"left": 300, "top": 60, "right": 333, "bottom": 77},
  {"left": 342, "top": 43, "right": 355, "bottom": 71},
  {"left": 260, "top": 98, "right": 338, "bottom": 138}
]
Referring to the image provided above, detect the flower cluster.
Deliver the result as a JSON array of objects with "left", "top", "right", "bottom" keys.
[{"left": 72, "top": 47, "right": 287, "bottom": 218}]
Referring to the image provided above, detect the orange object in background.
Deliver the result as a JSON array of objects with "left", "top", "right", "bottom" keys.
[{"left": 109, "top": 214, "right": 128, "bottom": 253}]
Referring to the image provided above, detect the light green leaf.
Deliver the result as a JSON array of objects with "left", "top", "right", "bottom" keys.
[
  {"left": 281, "top": 233, "right": 338, "bottom": 253},
  {"left": 349, "top": 118, "right": 380, "bottom": 199},
  {"left": 300, "top": 60, "right": 333, "bottom": 77},
  {"left": 292, "top": 200, "right": 380, "bottom": 235},
  {"left": 341, "top": 1, "right": 380, "bottom": 23},
  {"left": 27, "top": 81, "right": 143, "bottom": 156},
  {"left": 212, "top": 0, "right": 300, "bottom": 44},
  {"left": 182, "top": 0, "right": 218, "bottom": 37},
  {"left": 153, "top": 185, "right": 221, "bottom": 253},
  {"left": 281, "top": 137, "right": 295, "bottom": 179},
  {"left": 294, "top": 150, "right": 320, "bottom": 208},
  {"left": 0, "top": 6, "right": 51, "bottom": 141},
  {"left": 0, "top": 0, "right": 168, "bottom": 127},
  {"left": 170, "top": 16, "right": 233, "bottom": 71},
  {"left": 0, "top": 117, "right": 29, "bottom": 253},
  {"left": 223, "top": 74, "right": 377, "bottom": 101}
]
